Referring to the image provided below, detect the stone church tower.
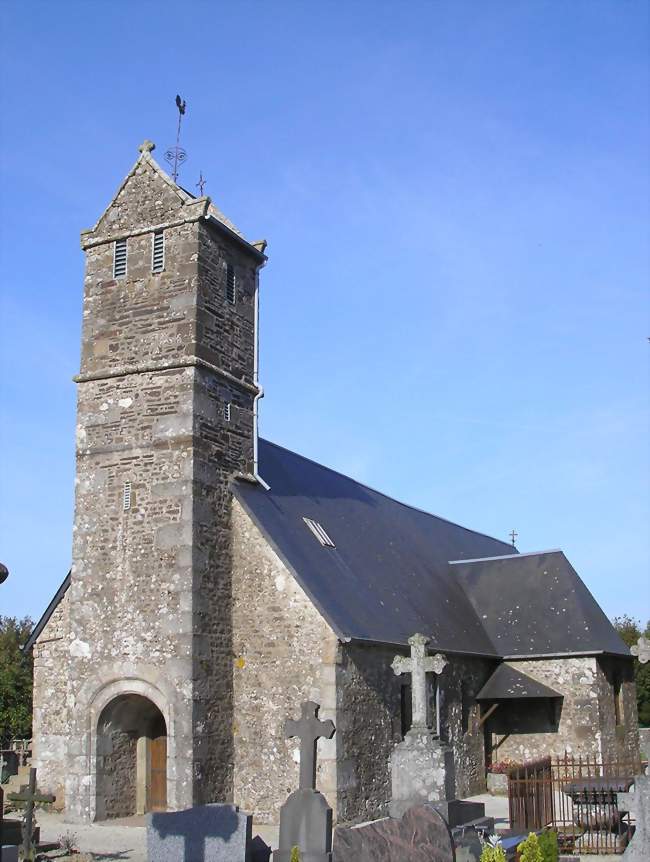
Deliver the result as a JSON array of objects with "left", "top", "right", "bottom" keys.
[{"left": 66, "top": 141, "right": 267, "bottom": 821}]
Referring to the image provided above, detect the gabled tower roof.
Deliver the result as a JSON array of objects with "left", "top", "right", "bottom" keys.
[{"left": 80, "top": 140, "right": 266, "bottom": 259}]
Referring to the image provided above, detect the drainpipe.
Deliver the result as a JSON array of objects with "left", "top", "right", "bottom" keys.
[{"left": 253, "top": 258, "right": 270, "bottom": 490}]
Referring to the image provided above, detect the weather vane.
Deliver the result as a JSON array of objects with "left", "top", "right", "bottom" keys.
[
  {"left": 510, "top": 528, "right": 518, "bottom": 547},
  {"left": 165, "top": 94, "right": 187, "bottom": 183},
  {"left": 196, "top": 170, "right": 207, "bottom": 196}
]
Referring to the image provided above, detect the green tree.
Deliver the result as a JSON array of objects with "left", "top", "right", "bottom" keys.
[
  {"left": 0, "top": 616, "right": 34, "bottom": 745},
  {"left": 612, "top": 615, "right": 650, "bottom": 727}
]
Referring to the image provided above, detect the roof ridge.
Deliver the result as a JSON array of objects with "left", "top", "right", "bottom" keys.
[{"left": 258, "top": 438, "right": 515, "bottom": 551}]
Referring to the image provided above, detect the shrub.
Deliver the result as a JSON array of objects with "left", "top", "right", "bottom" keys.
[
  {"left": 518, "top": 832, "right": 543, "bottom": 862},
  {"left": 480, "top": 835, "right": 506, "bottom": 862},
  {"left": 290, "top": 847, "right": 300, "bottom": 862},
  {"left": 538, "top": 830, "right": 559, "bottom": 862},
  {"left": 488, "top": 759, "right": 521, "bottom": 774}
]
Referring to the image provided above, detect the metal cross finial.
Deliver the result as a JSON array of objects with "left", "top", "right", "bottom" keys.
[
  {"left": 392, "top": 633, "right": 447, "bottom": 734},
  {"left": 196, "top": 171, "right": 207, "bottom": 196},
  {"left": 165, "top": 94, "right": 188, "bottom": 183},
  {"left": 510, "top": 529, "right": 518, "bottom": 547},
  {"left": 631, "top": 635, "right": 650, "bottom": 664},
  {"left": 138, "top": 139, "right": 156, "bottom": 154},
  {"left": 285, "top": 701, "right": 335, "bottom": 791}
]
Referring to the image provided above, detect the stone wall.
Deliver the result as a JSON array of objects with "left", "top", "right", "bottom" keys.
[
  {"left": 335, "top": 642, "right": 402, "bottom": 824},
  {"left": 487, "top": 657, "right": 639, "bottom": 764},
  {"left": 101, "top": 731, "right": 137, "bottom": 819},
  {"left": 595, "top": 656, "right": 640, "bottom": 762},
  {"left": 231, "top": 498, "right": 338, "bottom": 824},
  {"left": 439, "top": 656, "right": 494, "bottom": 797},
  {"left": 61, "top": 150, "right": 263, "bottom": 821},
  {"left": 32, "top": 589, "right": 70, "bottom": 809},
  {"left": 334, "top": 646, "right": 494, "bottom": 824}
]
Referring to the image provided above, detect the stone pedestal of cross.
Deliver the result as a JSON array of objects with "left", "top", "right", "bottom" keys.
[
  {"left": 273, "top": 701, "right": 336, "bottom": 862},
  {"left": 7, "top": 767, "right": 55, "bottom": 861},
  {"left": 389, "top": 633, "right": 455, "bottom": 818}
]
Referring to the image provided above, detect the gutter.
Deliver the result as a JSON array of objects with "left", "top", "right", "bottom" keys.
[{"left": 252, "top": 253, "right": 270, "bottom": 490}]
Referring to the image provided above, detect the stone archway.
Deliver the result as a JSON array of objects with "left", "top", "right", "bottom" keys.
[{"left": 96, "top": 694, "right": 167, "bottom": 820}]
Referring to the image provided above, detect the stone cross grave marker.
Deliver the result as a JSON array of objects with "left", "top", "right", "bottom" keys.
[
  {"left": 273, "top": 701, "right": 336, "bottom": 862},
  {"left": 7, "top": 767, "right": 55, "bottom": 861},
  {"left": 392, "top": 633, "right": 447, "bottom": 734},
  {"left": 619, "top": 774, "right": 649, "bottom": 861},
  {"left": 285, "top": 700, "right": 335, "bottom": 791},
  {"left": 631, "top": 636, "right": 650, "bottom": 664}
]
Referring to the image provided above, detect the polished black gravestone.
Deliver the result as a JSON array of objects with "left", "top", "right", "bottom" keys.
[
  {"left": 333, "top": 804, "right": 455, "bottom": 862},
  {"left": 273, "top": 701, "right": 335, "bottom": 862}
]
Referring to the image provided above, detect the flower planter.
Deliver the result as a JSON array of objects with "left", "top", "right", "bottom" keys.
[{"left": 487, "top": 771, "right": 509, "bottom": 795}]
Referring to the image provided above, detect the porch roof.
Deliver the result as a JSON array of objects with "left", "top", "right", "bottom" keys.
[{"left": 476, "top": 663, "right": 562, "bottom": 701}]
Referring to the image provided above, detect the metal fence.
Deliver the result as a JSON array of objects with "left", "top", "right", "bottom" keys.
[{"left": 508, "top": 752, "right": 644, "bottom": 855}]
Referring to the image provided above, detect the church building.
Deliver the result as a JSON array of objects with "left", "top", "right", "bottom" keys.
[{"left": 26, "top": 141, "right": 640, "bottom": 825}]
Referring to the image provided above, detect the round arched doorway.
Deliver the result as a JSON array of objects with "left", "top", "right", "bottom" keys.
[{"left": 96, "top": 693, "right": 167, "bottom": 820}]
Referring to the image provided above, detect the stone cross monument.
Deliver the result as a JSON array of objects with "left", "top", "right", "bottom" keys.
[
  {"left": 392, "top": 633, "right": 447, "bottom": 735},
  {"left": 631, "top": 636, "right": 650, "bottom": 664},
  {"left": 389, "top": 633, "right": 455, "bottom": 818},
  {"left": 8, "top": 767, "right": 55, "bottom": 861},
  {"left": 273, "top": 701, "right": 336, "bottom": 862}
]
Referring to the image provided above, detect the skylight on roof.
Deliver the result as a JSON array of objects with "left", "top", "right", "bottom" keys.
[{"left": 303, "top": 517, "right": 335, "bottom": 548}]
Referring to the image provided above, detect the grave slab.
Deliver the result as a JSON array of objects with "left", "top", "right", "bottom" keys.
[
  {"left": 1, "top": 846, "right": 19, "bottom": 862},
  {"left": 332, "top": 803, "right": 455, "bottom": 862},
  {"left": 147, "top": 803, "right": 252, "bottom": 862},
  {"left": 431, "top": 799, "right": 485, "bottom": 827}
]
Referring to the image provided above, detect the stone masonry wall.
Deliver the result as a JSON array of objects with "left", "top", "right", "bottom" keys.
[
  {"left": 595, "top": 656, "right": 640, "bottom": 762},
  {"left": 231, "top": 498, "right": 338, "bottom": 824},
  {"left": 489, "top": 658, "right": 604, "bottom": 763},
  {"left": 32, "top": 589, "right": 70, "bottom": 809},
  {"left": 101, "top": 731, "right": 137, "bottom": 818},
  {"left": 439, "top": 656, "right": 494, "bottom": 797},
  {"left": 191, "top": 222, "right": 257, "bottom": 803},
  {"left": 335, "top": 647, "right": 493, "bottom": 824},
  {"left": 335, "top": 642, "right": 402, "bottom": 824},
  {"left": 64, "top": 152, "right": 262, "bottom": 821}
]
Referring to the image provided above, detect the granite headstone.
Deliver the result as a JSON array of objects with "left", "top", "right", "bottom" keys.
[
  {"left": 273, "top": 701, "right": 335, "bottom": 862},
  {"left": 147, "top": 803, "right": 252, "bottom": 862},
  {"left": 332, "top": 803, "right": 455, "bottom": 862}
]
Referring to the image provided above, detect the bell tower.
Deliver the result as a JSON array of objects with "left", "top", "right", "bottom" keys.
[{"left": 66, "top": 141, "right": 267, "bottom": 821}]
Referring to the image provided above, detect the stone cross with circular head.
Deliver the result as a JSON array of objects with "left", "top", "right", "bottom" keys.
[
  {"left": 139, "top": 139, "right": 156, "bottom": 154},
  {"left": 392, "top": 633, "right": 447, "bottom": 733},
  {"left": 285, "top": 701, "right": 335, "bottom": 791},
  {"left": 631, "top": 635, "right": 650, "bottom": 664}
]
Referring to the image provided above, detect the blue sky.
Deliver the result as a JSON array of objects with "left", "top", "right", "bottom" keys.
[{"left": 0, "top": 0, "right": 648, "bottom": 625}]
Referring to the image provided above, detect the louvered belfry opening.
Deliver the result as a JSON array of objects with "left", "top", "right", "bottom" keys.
[
  {"left": 152, "top": 230, "right": 164, "bottom": 272},
  {"left": 113, "top": 238, "right": 127, "bottom": 278}
]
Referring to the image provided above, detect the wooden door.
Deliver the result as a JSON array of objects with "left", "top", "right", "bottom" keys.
[{"left": 149, "top": 735, "right": 167, "bottom": 812}]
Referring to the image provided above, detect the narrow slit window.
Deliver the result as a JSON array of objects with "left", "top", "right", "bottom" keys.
[
  {"left": 302, "top": 517, "right": 335, "bottom": 548},
  {"left": 152, "top": 230, "right": 165, "bottom": 273},
  {"left": 224, "top": 402, "right": 232, "bottom": 422},
  {"left": 114, "top": 238, "right": 127, "bottom": 278},
  {"left": 226, "top": 263, "right": 236, "bottom": 304}
]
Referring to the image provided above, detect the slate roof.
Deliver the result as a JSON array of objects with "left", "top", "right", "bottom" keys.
[
  {"left": 28, "top": 441, "right": 630, "bottom": 661},
  {"left": 451, "top": 551, "right": 630, "bottom": 658},
  {"left": 235, "top": 441, "right": 631, "bottom": 658},
  {"left": 476, "top": 663, "right": 562, "bottom": 701},
  {"left": 235, "top": 441, "right": 513, "bottom": 655}
]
